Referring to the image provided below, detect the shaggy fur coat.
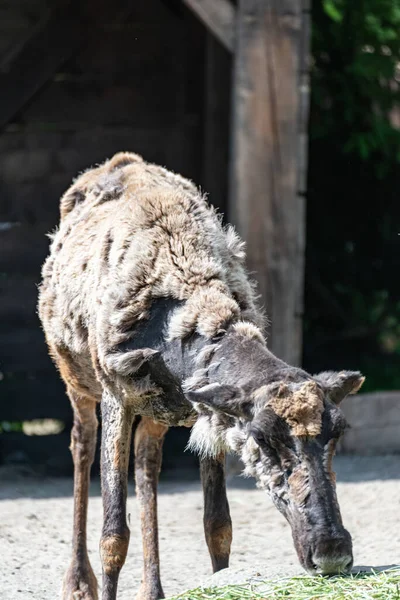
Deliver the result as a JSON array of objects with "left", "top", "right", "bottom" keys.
[{"left": 39, "top": 152, "right": 264, "bottom": 408}]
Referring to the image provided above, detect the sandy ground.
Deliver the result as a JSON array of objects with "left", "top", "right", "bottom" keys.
[{"left": 1, "top": 455, "right": 399, "bottom": 599}]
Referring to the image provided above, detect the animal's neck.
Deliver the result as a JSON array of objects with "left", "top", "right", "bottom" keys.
[
  {"left": 121, "top": 297, "right": 211, "bottom": 384},
  {"left": 187, "top": 326, "right": 305, "bottom": 460},
  {"left": 161, "top": 334, "right": 213, "bottom": 385}
]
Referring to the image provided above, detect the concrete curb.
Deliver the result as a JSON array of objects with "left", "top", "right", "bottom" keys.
[{"left": 339, "top": 391, "right": 400, "bottom": 455}]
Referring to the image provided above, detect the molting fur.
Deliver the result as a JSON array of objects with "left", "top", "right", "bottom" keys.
[{"left": 39, "top": 152, "right": 264, "bottom": 404}]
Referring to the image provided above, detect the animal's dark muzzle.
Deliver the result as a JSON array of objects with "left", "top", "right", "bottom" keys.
[{"left": 308, "top": 531, "right": 353, "bottom": 575}]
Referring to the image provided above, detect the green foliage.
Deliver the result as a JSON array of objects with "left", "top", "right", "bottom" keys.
[
  {"left": 0, "top": 421, "right": 23, "bottom": 434},
  {"left": 323, "top": 0, "right": 343, "bottom": 23},
  {"left": 305, "top": 1, "right": 400, "bottom": 391},
  {"left": 313, "top": 0, "right": 400, "bottom": 173}
]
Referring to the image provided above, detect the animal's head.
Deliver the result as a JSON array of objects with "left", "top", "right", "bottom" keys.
[{"left": 187, "top": 368, "right": 364, "bottom": 575}]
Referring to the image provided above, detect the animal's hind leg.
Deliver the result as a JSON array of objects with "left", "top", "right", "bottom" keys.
[
  {"left": 134, "top": 417, "right": 168, "bottom": 600},
  {"left": 200, "top": 453, "right": 232, "bottom": 572},
  {"left": 63, "top": 391, "right": 99, "bottom": 600}
]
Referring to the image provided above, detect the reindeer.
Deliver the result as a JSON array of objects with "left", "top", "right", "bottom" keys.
[{"left": 38, "top": 152, "right": 364, "bottom": 600}]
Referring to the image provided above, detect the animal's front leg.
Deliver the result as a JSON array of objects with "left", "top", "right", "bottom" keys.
[
  {"left": 63, "top": 392, "right": 98, "bottom": 600},
  {"left": 100, "top": 392, "right": 135, "bottom": 600},
  {"left": 200, "top": 452, "right": 232, "bottom": 572},
  {"left": 134, "top": 417, "right": 168, "bottom": 600}
]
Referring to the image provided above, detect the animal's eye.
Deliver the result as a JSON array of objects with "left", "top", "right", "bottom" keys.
[{"left": 251, "top": 428, "right": 265, "bottom": 446}]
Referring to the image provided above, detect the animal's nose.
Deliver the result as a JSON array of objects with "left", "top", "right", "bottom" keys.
[
  {"left": 311, "top": 554, "right": 353, "bottom": 575},
  {"left": 311, "top": 536, "right": 353, "bottom": 575}
]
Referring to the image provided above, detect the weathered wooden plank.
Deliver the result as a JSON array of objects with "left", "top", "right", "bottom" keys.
[
  {"left": 0, "top": 2, "right": 84, "bottom": 130},
  {"left": 0, "top": 0, "right": 159, "bottom": 130},
  {"left": 21, "top": 19, "right": 184, "bottom": 127},
  {"left": 0, "top": 186, "right": 60, "bottom": 228},
  {"left": 0, "top": 277, "right": 42, "bottom": 326},
  {"left": 202, "top": 33, "right": 232, "bottom": 211},
  {"left": 0, "top": 431, "right": 76, "bottom": 474},
  {"left": 0, "top": 329, "right": 54, "bottom": 373},
  {"left": 230, "top": 0, "right": 306, "bottom": 365},
  {"left": 0, "top": 225, "right": 50, "bottom": 273},
  {"left": 0, "top": 126, "right": 190, "bottom": 230},
  {"left": 75, "top": 22, "right": 184, "bottom": 74},
  {"left": 182, "top": 0, "right": 236, "bottom": 52},
  {"left": 0, "top": 0, "right": 49, "bottom": 41},
  {"left": 0, "top": 4, "right": 52, "bottom": 73},
  {"left": 0, "top": 377, "right": 70, "bottom": 421},
  {"left": 22, "top": 81, "right": 181, "bottom": 128},
  {"left": 0, "top": 428, "right": 197, "bottom": 474},
  {"left": 173, "top": 9, "right": 207, "bottom": 183}
]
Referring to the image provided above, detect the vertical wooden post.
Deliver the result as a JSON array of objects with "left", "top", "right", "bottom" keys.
[{"left": 229, "top": 0, "right": 309, "bottom": 366}]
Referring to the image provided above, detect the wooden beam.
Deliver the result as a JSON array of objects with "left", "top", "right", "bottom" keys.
[
  {"left": 229, "top": 0, "right": 309, "bottom": 366},
  {"left": 0, "top": 0, "right": 138, "bottom": 131},
  {"left": 182, "top": 0, "right": 236, "bottom": 52},
  {"left": 0, "top": 2, "right": 85, "bottom": 130}
]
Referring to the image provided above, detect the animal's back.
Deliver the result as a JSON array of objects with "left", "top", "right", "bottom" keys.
[{"left": 38, "top": 152, "right": 262, "bottom": 399}]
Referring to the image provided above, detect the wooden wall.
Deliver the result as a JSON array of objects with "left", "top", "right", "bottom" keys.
[{"left": 0, "top": 0, "right": 230, "bottom": 471}]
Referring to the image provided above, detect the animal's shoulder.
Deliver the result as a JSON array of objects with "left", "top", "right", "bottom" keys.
[{"left": 59, "top": 152, "right": 199, "bottom": 220}]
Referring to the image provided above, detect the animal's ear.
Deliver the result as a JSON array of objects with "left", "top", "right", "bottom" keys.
[
  {"left": 185, "top": 383, "right": 252, "bottom": 418},
  {"left": 314, "top": 370, "right": 365, "bottom": 405},
  {"left": 106, "top": 348, "right": 161, "bottom": 376}
]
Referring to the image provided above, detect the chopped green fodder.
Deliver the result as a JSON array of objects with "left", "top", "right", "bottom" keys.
[{"left": 169, "top": 568, "right": 400, "bottom": 600}]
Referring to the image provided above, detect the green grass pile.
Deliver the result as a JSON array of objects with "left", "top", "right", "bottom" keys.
[{"left": 169, "top": 568, "right": 400, "bottom": 600}]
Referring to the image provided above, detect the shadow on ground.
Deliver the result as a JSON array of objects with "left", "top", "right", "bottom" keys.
[
  {"left": 352, "top": 565, "right": 400, "bottom": 573},
  {"left": 0, "top": 454, "right": 399, "bottom": 500}
]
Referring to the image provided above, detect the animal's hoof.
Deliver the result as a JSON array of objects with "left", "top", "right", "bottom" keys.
[
  {"left": 62, "top": 562, "right": 98, "bottom": 600},
  {"left": 135, "top": 582, "right": 165, "bottom": 600}
]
